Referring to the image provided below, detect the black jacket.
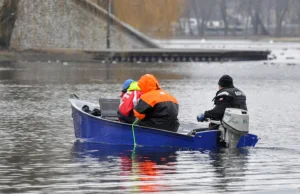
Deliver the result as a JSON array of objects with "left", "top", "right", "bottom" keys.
[
  {"left": 134, "top": 90, "right": 180, "bottom": 132},
  {"left": 204, "top": 87, "right": 247, "bottom": 121}
]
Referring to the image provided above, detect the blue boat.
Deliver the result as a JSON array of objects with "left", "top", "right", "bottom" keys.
[{"left": 69, "top": 98, "right": 258, "bottom": 150}]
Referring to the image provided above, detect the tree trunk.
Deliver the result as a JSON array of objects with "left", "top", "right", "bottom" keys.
[
  {"left": 275, "top": 0, "right": 289, "bottom": 37},
  {"left": 244, "top": 0, "right": 252, "bottom": 38},
  {"left": 275, "top": 18, "right": 282, "bottom": 36},
  {"left": 0, "top": 0, "right": 19, "bottom": 49},
  {"left": 257, "top": 15, "right": 270, "bottom": 35},
  {"left": 220, "top": 0, "right": 228, "bottom": 36},
  {"left": 191, "top": 0, "right": 215, "bottom": 37},
  {"left": 200, "top": 0, "right": 215, "bottom": 37},
  {"left": 298, "top": 0, "right": 300, "bottom": 35},
  {"left": 187, "top": 7, "right": 194, "bottom": 36},
  {"left": 266, "top": 0, "right": 272, "bottom": 33},
  {"left": 251, "top": 0, "right": 270, "bottom": 36},
  {"left": 252, "top": 0, "right": 260, "bottom": 35},
  {"left": 191, "top": 0, "right": 201, "bottom": 36}
]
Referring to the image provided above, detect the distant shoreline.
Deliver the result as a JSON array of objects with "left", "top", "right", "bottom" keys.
[{"left": 161, "top": 36, "right": 300, "bottom": 42}]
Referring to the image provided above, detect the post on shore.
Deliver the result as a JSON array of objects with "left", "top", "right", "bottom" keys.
[{"left": 106, "top": 0, "right": 112, "bottom": 49}]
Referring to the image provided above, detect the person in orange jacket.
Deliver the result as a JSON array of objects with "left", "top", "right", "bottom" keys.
[{"left": 133, "top": 74, "right": 179, "bottom": 132}]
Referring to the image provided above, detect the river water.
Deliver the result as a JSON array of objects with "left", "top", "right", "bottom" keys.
[{"left": 0, "top": 58, "right": 300, "bottom": 193}]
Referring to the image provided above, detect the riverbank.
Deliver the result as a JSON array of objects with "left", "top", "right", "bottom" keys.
[{"left": 0, "top": 49, "right": 94, "bottom": 63}]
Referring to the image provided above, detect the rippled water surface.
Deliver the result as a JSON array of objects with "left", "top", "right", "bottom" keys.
[{"left": 0, "top": 59, "right": 300, "bottom": 193}]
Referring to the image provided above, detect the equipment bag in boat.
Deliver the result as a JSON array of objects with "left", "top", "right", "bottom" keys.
[{"left": 82, "top": 105, "right": 101, "bottom": 116}]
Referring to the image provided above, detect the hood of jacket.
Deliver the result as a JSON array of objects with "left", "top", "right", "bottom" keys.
[
  {"left": 137, "top": 74, "right": 161, "bottom": 93},
  {"left": 127, "top": 81, "right": 141, "bottom": 91}
]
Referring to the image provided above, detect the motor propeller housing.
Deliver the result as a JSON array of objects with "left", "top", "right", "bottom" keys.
[{"left": 221, "top": 108, "right": 249, "bottom": 148}]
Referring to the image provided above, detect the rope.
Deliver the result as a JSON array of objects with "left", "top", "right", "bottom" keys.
[
  {"left": 131, "top": 119, "right": 138, "bottom": 147},
  {"left": 131, "top": 120, "right": 138, "bottom": 174},
  {"left": 131, "top": 143, "right": 136, "bottom": 161}
]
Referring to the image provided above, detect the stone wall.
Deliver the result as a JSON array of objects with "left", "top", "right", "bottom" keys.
[{"left": 10, "top": 0, "right": 153, "bottom": 50}]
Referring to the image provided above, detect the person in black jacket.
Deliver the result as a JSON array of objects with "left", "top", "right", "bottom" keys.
[{"left": 197, "top": 75, "right": 247, "bottom": 122}]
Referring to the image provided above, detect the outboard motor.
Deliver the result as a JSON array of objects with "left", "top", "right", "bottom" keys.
[{"left": 221, "top": 108, "right": 249, "bottom": 148}]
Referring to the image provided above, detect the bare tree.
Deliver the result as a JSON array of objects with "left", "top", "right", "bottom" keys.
[
  {"left": 191, "top": 0, "right": 216, "bottom": 36},
  {"left": 220, "top": 0, "right": 228, "bottom": 36},
  {"left": 236, "top": 0, "right": 251, "bottom": 37},
  {"left": 251, "top": 0, "right": 269, "bottom": 35},
  {"left": 0, "top": 0, "right": 19, "bottom": 49},
  {"left": 297, "top": 0, "right": 300, "bottom": 34},
  {"left": 275, "top": 0, "right": 290, "bottom": 36}
]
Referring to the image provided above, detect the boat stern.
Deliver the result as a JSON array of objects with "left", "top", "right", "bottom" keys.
[{"left": 236, "top": 133, "right": 259, "bottom": 148}]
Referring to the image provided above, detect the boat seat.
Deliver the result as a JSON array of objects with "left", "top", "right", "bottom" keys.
[{"left": 99, "top": 98, "right": 120, "bottom": 120}]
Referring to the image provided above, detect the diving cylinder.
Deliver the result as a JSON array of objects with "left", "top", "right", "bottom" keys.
[{"left": 221, "top": 108, "right": 249, "bottom": 148}]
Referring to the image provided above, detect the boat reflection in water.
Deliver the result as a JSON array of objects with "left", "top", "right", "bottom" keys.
[
  {"left": 72, "top": 141, "right": 179, "bottom": 192},
  {"left": 72, "top": 141, "right": 250, "bottom": 193}
]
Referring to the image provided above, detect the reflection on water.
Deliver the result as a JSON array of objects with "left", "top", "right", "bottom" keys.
[
  {"left": 73, "top": 141, "right": 178, "bottom": 193},
  {"left": 72, "top": 141, "right": 251, "bottom": 193},
  {"left": 1, "top": 60, "right": 300, "bottom": 193},
  {"left": 209, "top": 149, "right": 249, "bottom": 192}
]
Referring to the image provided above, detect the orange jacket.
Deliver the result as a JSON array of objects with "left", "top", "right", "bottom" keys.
[{"left": 133, "top": 74, "right": 179, "bottom": 132}]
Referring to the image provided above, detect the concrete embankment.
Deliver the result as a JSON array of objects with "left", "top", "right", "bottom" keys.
[{"left": 9, "top": 0, "right": 158, "bottom": 50}]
